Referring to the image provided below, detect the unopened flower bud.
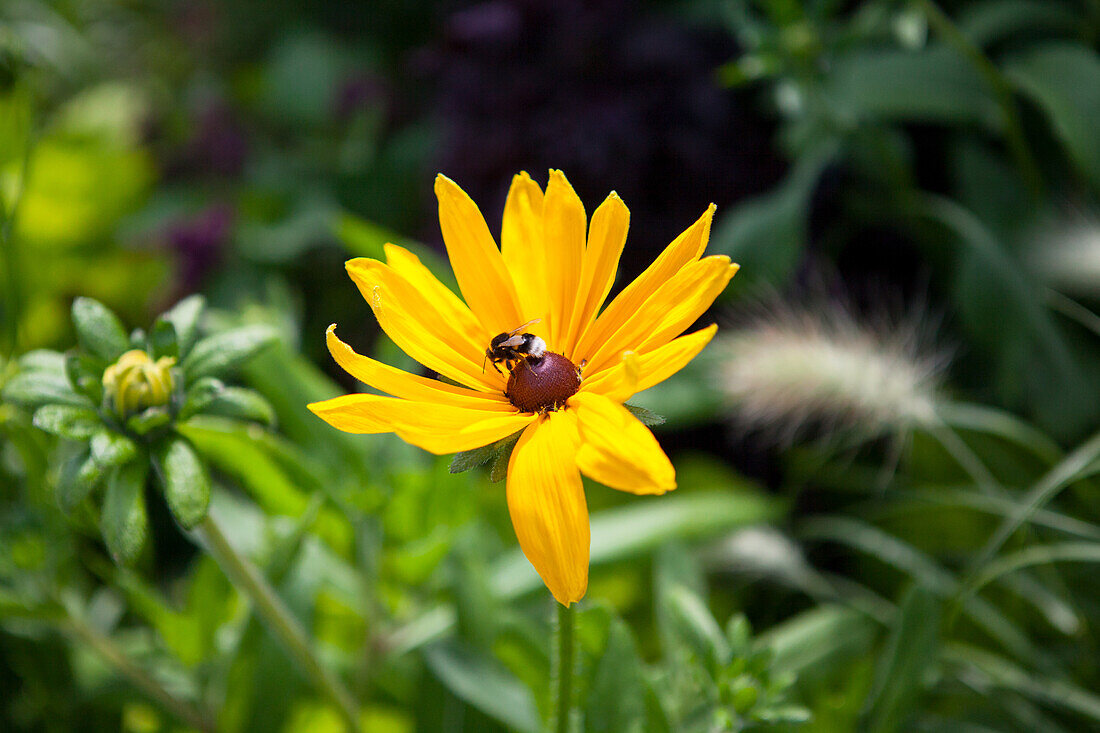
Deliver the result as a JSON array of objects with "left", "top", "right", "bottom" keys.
[{"left": 102, "top": 350, "right": 176, "bottom": 418}]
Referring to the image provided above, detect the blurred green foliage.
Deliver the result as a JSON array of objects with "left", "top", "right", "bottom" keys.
[{"left": 4, "top": 0, "right": 1100, "bottom": 731}]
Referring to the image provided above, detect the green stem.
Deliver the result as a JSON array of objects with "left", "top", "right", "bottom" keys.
[
  {"left": 198, "top": 513, "right": 361, "bottom": 733},
  {"left": 553, "top": 602, "right": 576, "bottom": 733},
  {"left": 0, "top": 126, "right": 32, "bottom": 358},
  {"left": 64, "top": 615, "right": 214, "bottom": 732},
  {"left": 914, "top": 0, "right": 1044, "bottom": 199}
]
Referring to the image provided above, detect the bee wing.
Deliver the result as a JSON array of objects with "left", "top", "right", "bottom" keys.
[
  {"left": 500, "top": 335, "right": 525, "bottom": 348},
  {"left": 508, "top": 318, "right": 542, "bottom": 336}
]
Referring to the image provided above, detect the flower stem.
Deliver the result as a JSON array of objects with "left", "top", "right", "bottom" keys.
[
  {"left": 553, "top": 602, "right": 576, "bottom": 733},
  {"left": 0, "top": 124, "right": 33, "bottom": 358},
  {"left": 198, "top": 513, "right": 361, "bottom": 732},
  {"left": 914, "top": 0, "right": 1044, "bottom": 200},
  {"left": 64, "top": 615, "right": 214, "bottom": 732}
]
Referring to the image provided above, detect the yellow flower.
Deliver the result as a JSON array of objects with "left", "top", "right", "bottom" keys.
[{"left": 309, "top": 171, "right": 738, "bottom": 605}]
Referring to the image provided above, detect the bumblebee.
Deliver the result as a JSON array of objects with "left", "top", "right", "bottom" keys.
[{"left": 483, "top": 319, "right": 545, "bottom": 375}]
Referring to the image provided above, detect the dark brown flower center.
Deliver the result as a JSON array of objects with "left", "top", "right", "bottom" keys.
[{"left": 506, "top": 352, "right": 581, "bottom": 413}]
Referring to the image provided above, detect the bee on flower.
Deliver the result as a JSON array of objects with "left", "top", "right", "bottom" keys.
[{"left": 309, "top": 171, "right": 738, "bottom": 605}]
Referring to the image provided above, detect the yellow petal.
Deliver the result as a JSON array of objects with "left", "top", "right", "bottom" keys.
[
  {"left": 506, "top": 414, "right": 589, "bottom": 606},
  {"left": 325, "top": 325, "right": 513, "bottom": 410},
  {"left": 575, "top": 204, "right": 715, "bottom": 361},
  {"left": 542, "top": 170, "right": 586, "bottom": 348},
  {"left": 346, "top": 258, "right": 504, "bottom": 392},
  {"left": 583, "top": 256, "right": 736, "bottom": 375},
  {"left": 501, "top": 172, "right": 549, "bottom": 322},
  {"left": 636, "top": 263, "right": 737, "bottom": 355},
  {"left": 435, "top": 174, "right": 525, "bottom": 333},
  {"left": 570, "top": 392, "right": 675, "bottom": 495},
  {"left": 562, "top": 192, "right": 629, "bottom": 360},
  {"left": 583, "top": 324, "right": 718, "bottom": 402},
  {"left": 383, "top": 244, "right": 487, "bottom": 342},
  {"left": 307, "top": 394, "right": 533, "bottom": 454}
]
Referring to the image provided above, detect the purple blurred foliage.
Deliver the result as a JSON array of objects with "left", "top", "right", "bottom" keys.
[
  {"left": 167, "top": 101, "right": 249, "bottom": 179},
  {"left": 333, "top": 72, "right": 390, "bottom": 121},
  {"left": 166, "top": 205, "right": 234, "bottom": 292},
  {"left": 414, "top": 0, "right": 784, "bottom": 270}
]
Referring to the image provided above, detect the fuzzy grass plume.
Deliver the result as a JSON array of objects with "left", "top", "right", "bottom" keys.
[
  {"left": 1030, "top": 214, "right": 1100, "bottom": 297},
  {"left": 717, "top": 297, "right": 945, "bottom": 441}
]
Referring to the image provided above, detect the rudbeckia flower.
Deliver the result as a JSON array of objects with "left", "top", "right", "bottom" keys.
[{"left": 309, "top": 171, "right": 738, "bottom": 605}]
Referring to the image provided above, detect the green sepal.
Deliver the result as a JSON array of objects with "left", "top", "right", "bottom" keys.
[
  {"left": 58, "top": 449, "right": 104, "bottom": 513},
  {"left": 71, "top": 297, "right": 130, "bottom": 361},
  {"left": 200, "top": 387, "right": 276, "bottom": 426},
  {"left": 102, "top": 460, "right": 149, "bottom": 565},
  {"left": 181, "top": 324, "right": 278, "bottom": 382},
  {"left": 178, "top": 377, "right": 224, "bottom": 420},
  {"left": 162, "top": 294, "right": 205, "bottom": 358},
  {"left": 125, "top": 406, "right": 172, "bottom": 436},
  {"left": 2, "top": 371, "right": 90, "bottom": 410},
  {"left": 488, "top": 430, "right": 522, "bottom": 483},
  {"left": 449, "top": 428, "right": 523, "bottom": 482},
  {"left": 90, "top": 429, "right": 139, "bottom": 469},
  {"left": 65, "top": 351, "right": 105, "bottom": 402},
  {"left": 152, "top": 434, "right": 210, "bottom": 530},
  {"left": 32, "top": 404, "right": 101, "bottom": 439},
  {"left": 625, "top": 403, "right": 666, "bottom": 427},
  {"left": 148, "top": 318, "right": 179, "bottom": 361}
]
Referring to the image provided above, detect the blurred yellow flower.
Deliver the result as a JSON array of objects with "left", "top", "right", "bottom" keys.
[{"left": 310, "top": 171, "right": 738, "bottom": 605}]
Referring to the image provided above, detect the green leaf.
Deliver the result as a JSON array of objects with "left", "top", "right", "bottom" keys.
[
  {"left": 178, "top": 377, "right": 224, "bottom": 420},
  {"left": 65, "top": 351, "right": 105, "bottom": 402},
  {"left": 102, "top": 460, "right": 149, "bottom": 565},
  {"left": 943, "top": 644, "right": 1100, "bottom": 724},
  {"left": 153, "top": 435, "right": 210, "bottom": 530},
  {"left": 201, "top": 387, "right": 277, "bottom": 427},
  {"left": 664, "top": 583, "right": 732, "bottom": 673},
  {"left": 862, "top": 585, "right": 941, "bottom": 733},
  {"left": 800, "top": 516, "right": 1041, "bottom": 665},
  {"left": 1005, "top": 43, "right": 1100, "bottom": 193},
  {"left": 18, "top": 349, "right": 68, "bottom": 372},
  {"left": 423, "top": 639, "right": 540, "bottom": 733},
  {"left": 90, "top": 429, "right": 138, "bottom": 469},
  {"left": 71, "top": 297, "right": 130, "bottom": 361},
  {"left": 182, "top": 325, "right": 279, "bottom": 381},
  {"left": 177, "top": 417, "right": 352, "bottom": 552},
  {"left": 149, "top": 317, "right": 179, "bottom": 361},
  {"left": 449, "top": 429, "right": 523, "bottom": 476},
  {"left": 825, "top": 47, "right": 999, "bottom": 128},
  {"left": 162, "top": 294, "right": 205, "bottom": 358},
  {"left": 2, "top": 371, "right": 90, "bottom": 410},
  {"left": 958, "top": 0, "right": 1079, "bottom": 47},
  {"left": 32, "top": 404, "right": 100, "bottom": 439},
  {"left": 624, "top": 404, "right": 665, "bottom": 427},
  {"left": 709, "top": 149, "right": 831, "bottom": 293},
  {"left": 58, "top": 449, "right": 104, "bottom": 513},
  {"left": 969, "top": 542, "right": 1100, "bottom": 597},
  {"left": 490, "top": 491, "right": 780, "bottom": 599},
  {"left": 241, "top": 342, "right": 374, "bottom": 481},
  {"left": 581, "top": 606, "right": 649, "bottom": 733},
  {"left": 125, "top": 406, "right": 172, "bottom": 436},
  {"left": 389, "top": 490, "right": 782, "bottom": 658},
  {"left": 759, "top": 605, "right": 877, "bottom": 680}
]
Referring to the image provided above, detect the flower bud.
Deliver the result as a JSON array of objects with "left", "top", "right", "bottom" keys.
[{"left": 102, "top": 350, "right": 176, "bottom": 418}]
